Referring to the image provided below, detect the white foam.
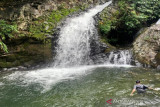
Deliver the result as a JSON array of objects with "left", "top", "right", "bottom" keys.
[
  {"left": 4, "top": 64, "right": 134, "bottom": 92},
  {"left": 4, "top": 66, "right": 93, "bottom": 92},
  {"left": 155, "top": 88, "right": 160, "bottom": 91},
  {"left": 156, "top": 19, "right": 160, "bottom": 25},
  {"left": 0, "top": 82, "right": 4, "bottom": 86}
]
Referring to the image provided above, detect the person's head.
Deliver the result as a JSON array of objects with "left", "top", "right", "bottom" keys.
[{"left": 136, "top": 80, "right": 140, "bottom": 84}]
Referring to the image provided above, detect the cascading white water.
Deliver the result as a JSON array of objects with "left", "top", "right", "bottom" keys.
[
  {"left": 54, "top": 1, "right": 112, "bottom": 67},
  {"left": 4, "top": 1, "right": 134, "bottom": 92},
  {"left": 156, "top": 19, "right": 160, "bottom": 24},
  {"left": 106, "top": 50, "right": 133, "bottom": 65}
]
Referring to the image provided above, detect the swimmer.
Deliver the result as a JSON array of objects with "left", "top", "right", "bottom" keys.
[{"left": 130, "top": 80, "right": 156, "bottom": 96}]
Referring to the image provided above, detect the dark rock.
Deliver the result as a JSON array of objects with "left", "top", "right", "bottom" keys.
[
  {"left": 157, "top": 65, "right": 160, "bottom": 70},
  {"left": 17, "top": 66, "right": 27, "bottom": 70}
]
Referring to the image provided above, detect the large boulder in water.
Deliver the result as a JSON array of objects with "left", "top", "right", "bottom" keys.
[{"left": 133, "top": 24, "right": 160, "bottom": 68}]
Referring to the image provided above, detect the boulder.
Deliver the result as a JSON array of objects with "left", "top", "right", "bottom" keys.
[{"left": 133, "top": 24, "right": 160, "bottom": 68}]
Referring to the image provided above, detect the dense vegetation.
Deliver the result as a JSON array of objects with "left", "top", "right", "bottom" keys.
[
  {"left": 99, "top": 0, "right": 160, "bottom": 45},
  {"left": 0, "top": 20, "right": 18, "bottom": 53},
  {"left": 0, "top": 2, "right": 86, "bottom": 53}
]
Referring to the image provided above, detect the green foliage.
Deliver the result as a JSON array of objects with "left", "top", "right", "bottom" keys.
[
  {"left": 117, "top": 0, "right": 159, "bottom": 31},
  {"left": 0, "top": 20, "right": 18, "bottom": 53},
  {"left": 0, "top": 42, "right": 8, "bottom": 53},
  {"left": 99, "top": 21, "right": 111, "bottom": 34},
  {"left": 134, "top": 0, "right": 160, "bottom": 21},
  {"left": 98, "top": 0, "right": 160, "bottom": 44},
  {"left": 115, "top": 0, "right": 147, "bottom": 34},
  {"left": 29, "top": 7, "right": 80, "bottom": 40}
]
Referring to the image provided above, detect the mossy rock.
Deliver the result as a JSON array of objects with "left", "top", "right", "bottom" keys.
[
  {"left": 0, "top": 62, "right": 13, "bottom": 68},
  {"left": 6, "top": 55, "right": 17, "bottom": 62},
  {"left": 12, "top": 60, "right": 21, "bottom": 66},
  {"left": 0, "top": 37, "right": 52, "bottom": 68},
  {"left": 155, "top": 52, "right": 160, "bottom": 65}
]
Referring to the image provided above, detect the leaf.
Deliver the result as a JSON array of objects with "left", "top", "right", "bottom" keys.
[{"left": 0, "top": 42, "right": 8, "bottom": 53}]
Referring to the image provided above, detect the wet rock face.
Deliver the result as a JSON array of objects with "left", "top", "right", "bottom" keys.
[
  {"left": 0, "top": 0, "right": 57, "bottom": 30},
  {"left": 0, "top": 0, "right": 108, "bottom": 30},
  {"left": 133, "top": 24, "right": 160, "bottom": 68},
  {"left": 0, "top": 38, "right": 53, "bottom": 69}
]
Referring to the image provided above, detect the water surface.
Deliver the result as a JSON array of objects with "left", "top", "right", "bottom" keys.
[{"left": 0, "top": 66, "right": 160, "bottom": 107}]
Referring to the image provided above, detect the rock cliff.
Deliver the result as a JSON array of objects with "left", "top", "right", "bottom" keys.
[
  {"left": 133, "top": 24, "right": 160, "bottom": 68},
  {"left": 0, "top": 0, "right": 107, "bottom": 30}
]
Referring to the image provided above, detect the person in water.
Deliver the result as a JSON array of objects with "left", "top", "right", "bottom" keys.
[{"left": 130, "top": 80, "right": 155, "bottom": 96}]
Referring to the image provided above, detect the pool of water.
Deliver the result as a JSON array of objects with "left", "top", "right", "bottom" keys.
[{"left": 0, "top": 66, "right": 160, "bottom": 107}]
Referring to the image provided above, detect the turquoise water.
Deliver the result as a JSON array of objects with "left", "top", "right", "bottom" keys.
[{"left": 0, "top": 66, "right": 160, "bottom": 107}]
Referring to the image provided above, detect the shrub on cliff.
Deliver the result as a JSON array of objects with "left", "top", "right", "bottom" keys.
[
  {"left": 133, "top": 0, "right": 160, "bottom": 21},
  {"left": 0, "top": 20, "right": 18, "bottom": 53},
  {"left": 99, "top": 0, "right": 160, "bottom": 45},
  {"left": 114, "top": 0, "right": 147, "bottom": 34},
  {"left": 28, "top": 7, "right": 79, "bottom": 40}
]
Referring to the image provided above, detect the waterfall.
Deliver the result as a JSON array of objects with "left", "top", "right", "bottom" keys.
[
  {"left": 53, "top": 1, "right": 133, "bottom": 67},
  {"left": 106, "top": 50, "right": 133, "bottom": 65},
  {"left": 53, "top": 1, "right": 112, "bottom": 67},
  {"left": 156, "top": 19, "right": 160, "bottom": 25},
  {"left": 91, "top": 50, "right": 133, "bottom": 65},
  {"left": 4, "top": 1, "right": 134, "bottom": 92}
]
